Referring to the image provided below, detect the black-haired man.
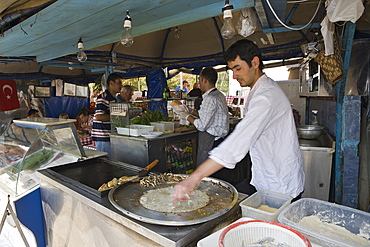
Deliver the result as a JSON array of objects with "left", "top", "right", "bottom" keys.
[
  {"left": 173, "top": 39, "right": 304, "bottom": 203},
  {"left": 92, "top": 73, "right": 123, "bottom": 157}
]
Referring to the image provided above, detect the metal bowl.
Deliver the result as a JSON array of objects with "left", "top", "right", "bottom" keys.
[{"left": 296, "top": 125, "right": 324, "bottom": 140}]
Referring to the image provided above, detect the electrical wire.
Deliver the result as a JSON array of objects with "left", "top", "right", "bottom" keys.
[
  {"left": 265, "top": 0, "right": 322, "bottom": 31},
  {"left": 287, "top": 0, "right": 309, "bottom": 3}
]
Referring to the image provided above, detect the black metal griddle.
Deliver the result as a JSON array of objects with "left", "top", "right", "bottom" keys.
[{"left": 45, "top": 158, "right": 148, "bottom": 198}]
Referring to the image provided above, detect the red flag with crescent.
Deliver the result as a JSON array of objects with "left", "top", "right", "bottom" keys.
[{"left": 0, "top": 79, "right": 20, "bottom": 111}]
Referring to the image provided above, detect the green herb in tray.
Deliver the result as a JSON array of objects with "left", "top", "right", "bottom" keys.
[{"left": 130, "top": 109, "right": 168, "bottom": 125}]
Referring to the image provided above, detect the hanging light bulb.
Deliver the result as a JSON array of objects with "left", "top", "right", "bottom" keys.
[
  {"left": 77, "top": 37, "right": 87, "bottom": 62},
  {"left": 174, "top": 26, "right": 180, "bottom": 39},
  {"left": 120, "top": 10, "right": 134, "bottom": 47},
  {"left": 68, "top": 62, "right": 74, "bottom": 70},
  {"left": 221, "top": 0, "right": 235, "bottom": 39},
  {"left": 111, "top": 52, "right": 117, "bottom": 63}
]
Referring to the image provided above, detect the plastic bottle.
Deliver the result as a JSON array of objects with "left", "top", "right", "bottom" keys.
[
  {"left": 163, "top": 87, "right": 169, "bottom": 99},
  {"left": 166, "top": 87, "right": 170, "bottom": 99},
  {"left": 312, "top": 110, "right": 318, "bottom": 125}
]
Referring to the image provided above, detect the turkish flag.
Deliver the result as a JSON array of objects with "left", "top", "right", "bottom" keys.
[{"left": 0, "top": 79, "right": 20, "bottom": 111}]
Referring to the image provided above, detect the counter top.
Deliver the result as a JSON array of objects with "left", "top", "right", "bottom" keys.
[
  {"left": 299, "top": 130, "right": 335, "bottom": 151},
  {"left": 111, "top": 130, "right": 198, "bottom": 141},
  {"left": 37, "top": 168, "right": 243, "bottom": 247}
]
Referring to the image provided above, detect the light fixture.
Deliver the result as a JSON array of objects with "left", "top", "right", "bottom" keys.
[
  {"left": 68, "top": 62, "right": 74, "bottom": 70},
  {"left": 221, "top": 0, "right": 235, "bottom": 39},
  {"left": 77, "top": 37, "right": 87, "bottom": 62},
  {"left": 111, "top": 52, "right": 117, "bottom": 63},
  {"left": 174, "top": 26, "right": 180, "bottom": 39},
  {"left": 120, "top": 10, "right": 134, "bottom": 47}
]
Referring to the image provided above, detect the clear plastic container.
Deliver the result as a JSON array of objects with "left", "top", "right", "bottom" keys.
[
  {"left": 150, "top": 121, "right": 175, "bottom": 133},
  {"left": 116, "top": 125, "right": 154, "bottom": 136},
  {"left": 240, "top": 190, "right": 293, "bottom": 222},
  {"left": 278, "top": 198, "right": 370, "bottom": 247}
]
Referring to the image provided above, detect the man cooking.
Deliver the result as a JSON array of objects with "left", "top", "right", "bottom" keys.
[
  {"left": 173, "top": 39, "right": 304, "bottom": 203},
  {"left": 178, "top": 67, "right": 229, "bottom": 166},
  {"left": 91, "top": 72, "right": 123, "bottom": 158}
]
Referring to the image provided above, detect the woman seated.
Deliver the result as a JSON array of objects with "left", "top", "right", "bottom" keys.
[{"left": 75, "top": 108, "right": 91, "bottom": 135}]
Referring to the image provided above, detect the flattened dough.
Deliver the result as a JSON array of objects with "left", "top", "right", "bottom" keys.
[
  {"left": 257, "top": 205, "right": 278, "bottom": 213},
  {"left": 140, "top": 186, "right": 209, "bottom": 213},
  {"left": 299, "top": 215, "right": 370, "bottom": 245}
]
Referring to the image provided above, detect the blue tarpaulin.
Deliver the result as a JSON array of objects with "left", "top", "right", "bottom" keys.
[
  {"left": 146, "top": 68, "right": 168, "bottom": 117},
  {"left": 44, "top": 86, "right": 90, "bottom": 119}
]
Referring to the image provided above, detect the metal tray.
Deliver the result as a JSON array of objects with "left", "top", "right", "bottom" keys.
[
  {"left": 45, "top": 158, "right": 146, "bottom": 198},
  {"left": 108, "top": 176, "right": 238, "bottom": 226}
]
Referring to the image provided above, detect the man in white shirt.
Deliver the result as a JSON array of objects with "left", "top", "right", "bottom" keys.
[
  {"left": 173, "top": 39, "right": 304, "bottom": 202},
  {"left": 179, "top": 67, "right": 229, "bottom": 166}
]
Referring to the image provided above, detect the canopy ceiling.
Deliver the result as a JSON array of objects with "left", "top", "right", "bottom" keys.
[{"left": 0, "top": 0, "right": 369, "bottom": 83}]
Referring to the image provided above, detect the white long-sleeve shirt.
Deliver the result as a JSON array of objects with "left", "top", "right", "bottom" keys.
[
  {"left": 209, "top": 74, "right": 304, "bottom": 197},
  {"left": 194, "top": 88, "right": 229, "bottom": 140}
]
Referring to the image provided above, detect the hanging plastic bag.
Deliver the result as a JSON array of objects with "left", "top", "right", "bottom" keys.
[
  {"left": 326, "top": 0, "right": 364, "bottom": 23},
  {"left": 320, "top": 15, "right": 335, "bottom": 56},
  {"left": 236, "top": 8, "right": 257, "bottom": 37}
]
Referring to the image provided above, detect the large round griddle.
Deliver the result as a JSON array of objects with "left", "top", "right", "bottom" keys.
[{"left": 108, "top": 176, "right": 238, "bottom": 226}]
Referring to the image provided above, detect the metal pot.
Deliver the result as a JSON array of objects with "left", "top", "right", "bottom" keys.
[{"left": 296, "top": 125, "right": 324, "bottom": 140}]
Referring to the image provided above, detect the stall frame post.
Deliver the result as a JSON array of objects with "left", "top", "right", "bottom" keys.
[{"left": 334, "top": 21, "right": 358, "bottom": 207}]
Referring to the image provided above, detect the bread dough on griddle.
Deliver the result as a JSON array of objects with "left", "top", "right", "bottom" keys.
[{"left": 140, "top": 186, "right": 209, "bottom": 213}]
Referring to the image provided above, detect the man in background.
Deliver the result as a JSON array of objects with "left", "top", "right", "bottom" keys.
[
  {"left": 175, "top": 80, "right": 189, "bottom": 93},
  {"left": 91, "top": 72, "right": 123, "bottom": 157},
  {"left": 187, "top": 82, "right": 202, "bottom": 110},
  {"left": 116, "top": 85, "right": 134, "bottom": 103},
  {"left": 179, "top": 67, "right": 229, "bottom": 166}
]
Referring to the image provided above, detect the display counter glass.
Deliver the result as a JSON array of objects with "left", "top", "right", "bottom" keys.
[{"left": 0, "top": 117, "right": 103, "bottom": 197}]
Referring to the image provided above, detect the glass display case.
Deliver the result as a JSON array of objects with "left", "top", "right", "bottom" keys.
[
  {"left": 110, "top": 103, "right": 143, "bottom": 135},
  {"left": 0, "top": 117, "right": 97, "bottom": 197}
]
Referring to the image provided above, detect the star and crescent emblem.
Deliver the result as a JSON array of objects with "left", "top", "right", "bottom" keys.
[{"left": 2, "top": 84, "right": 13, "bottom": 99}]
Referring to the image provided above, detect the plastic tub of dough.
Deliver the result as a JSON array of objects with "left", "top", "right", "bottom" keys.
[
  {"left": 278, "top": 198, "right": 370, "bottom": 247},
  {"left": 150, "top": 121, "right": 174, "bottom": 133},
  {"left": 240, "top": 190, "right": 293, "bottom": 222}
]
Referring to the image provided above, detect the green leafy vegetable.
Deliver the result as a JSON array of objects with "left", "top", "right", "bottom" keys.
[{"left": 130, "top": 109, "right": 168, "bottom": 125}]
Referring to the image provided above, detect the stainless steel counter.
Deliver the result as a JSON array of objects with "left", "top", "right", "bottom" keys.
[
  {"left": 37, "top": 163, "right": 243, "bottom": 247},
  {"left": 110, "top": 131, "right": 198, "bottom": 173},
  {"left": 299, "top": 130, "right": 335, "bottom": 201}
]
